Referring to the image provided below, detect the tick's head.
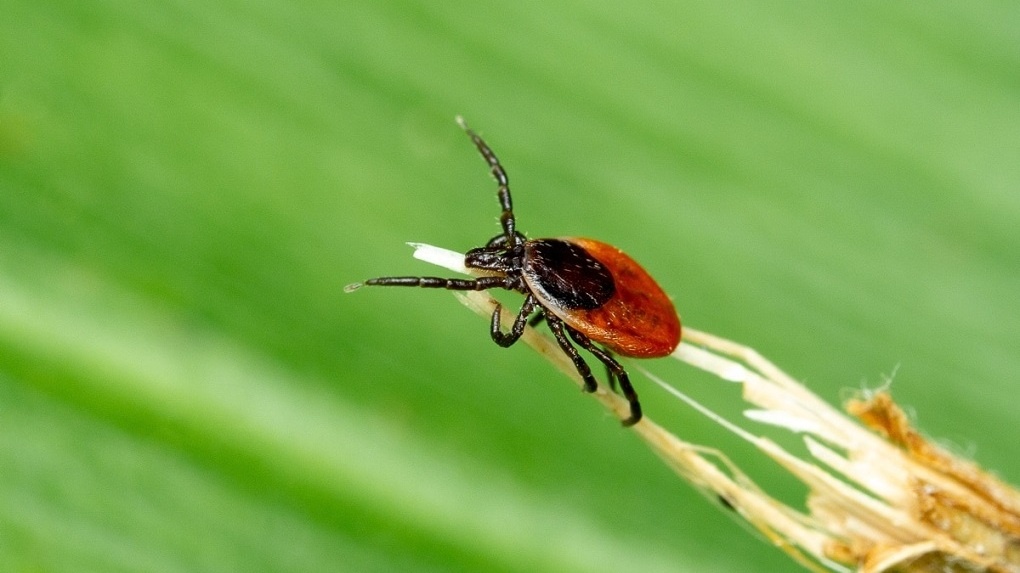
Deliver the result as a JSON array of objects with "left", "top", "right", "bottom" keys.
[
  {"left": 464, "top": 245, "right": 504, "bottom": 271},
  {"left": 464, "top": 232, "right": 526, "bottom": 274}
]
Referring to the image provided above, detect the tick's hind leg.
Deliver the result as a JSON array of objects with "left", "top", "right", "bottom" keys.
[
  {"left": 566, "top": 329, "right": 642, "bottom": 427},
  {"left": 528, "top": 314, "right": 621, "bottom": 391},
  {"left": 545, "top": 316, "right": 599, "bottom": 394}
]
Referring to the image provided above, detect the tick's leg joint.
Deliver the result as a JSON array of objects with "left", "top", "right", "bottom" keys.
[{"left": 490, "top": 296, "right": 538, "bottom": 348}]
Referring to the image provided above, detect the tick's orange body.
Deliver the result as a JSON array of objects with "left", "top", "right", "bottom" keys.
[
  {"left": 526, "top": 238, "right": 680, "bottom": 358},
  {"left": 352, "top": 118, "right": 682, "bottom": 426}
]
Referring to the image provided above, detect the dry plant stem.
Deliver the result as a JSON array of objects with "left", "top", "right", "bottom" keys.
[
  {"left": 670, "top": 331, "right": 1020, "bottom": 572},
  {"left": 411, "top": 244, "right": 1020, "bottom": 573}
]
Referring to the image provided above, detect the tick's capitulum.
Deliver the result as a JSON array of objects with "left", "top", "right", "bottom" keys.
[{"left": 350, "top": 118, "right": 681, "bottom": 426}]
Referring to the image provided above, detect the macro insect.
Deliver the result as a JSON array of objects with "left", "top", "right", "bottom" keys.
[{"left": 349, "top": 118, "right": 681, "bottom": 426}]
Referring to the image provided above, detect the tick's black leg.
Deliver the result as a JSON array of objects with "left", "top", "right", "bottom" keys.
[
  {"left": 457, "top": 117, "right": 518, "bottom": 248},
  {"left": 606, "top": 367, "right": 619, "bottom": 393},
  {"left": 567, "top": 329, "right": 642, "bottom": 427},
  {"left": 528, "top": 313, "right": 545, "bottom": 328},
  {"left": 545, "top": 316, "right": 598, "bottom": 393},
  {"left": 360, "top": 275, "right": 508, "bottom": 290},
  {"left": 602, "top": 348, "right": 619, "bottom": 393},
  {"left": 490, "top": 295, "right": 538, "bottom": 347}
]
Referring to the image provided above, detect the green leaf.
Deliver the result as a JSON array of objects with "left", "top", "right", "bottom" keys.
[{"left": 1, "top": 1, "right": 1018, "bottom": 571}]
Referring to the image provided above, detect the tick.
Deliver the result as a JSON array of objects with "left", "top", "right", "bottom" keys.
[{"left": 349, "top": 118, "right": 681, "bottom": 426}]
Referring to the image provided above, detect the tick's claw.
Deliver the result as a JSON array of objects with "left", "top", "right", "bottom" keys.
[{"left": 620, "top": 403, "right": 642, "bottom": 427}]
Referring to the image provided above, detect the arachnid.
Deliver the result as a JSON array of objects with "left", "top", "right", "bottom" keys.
[{"left": 349, "top": 118, "right": 681, "bottom": 426}]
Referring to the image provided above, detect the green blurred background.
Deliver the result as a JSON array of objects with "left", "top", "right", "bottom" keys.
[{"left": 1, "top": 1, "right": 1018, "bottom": 571}]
